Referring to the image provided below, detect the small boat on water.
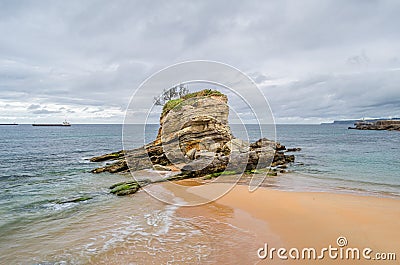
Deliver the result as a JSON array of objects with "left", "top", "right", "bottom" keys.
[{"left": 32, "top": 121, "right": 71, "bottom": 127}]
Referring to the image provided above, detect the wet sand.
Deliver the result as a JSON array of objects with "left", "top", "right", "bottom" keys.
[
  {"left": 177, "top": 183, "right": 400, "bottom": 264},
  {"left": 12, "top": 177, "right": 397, "bottom": 264}
]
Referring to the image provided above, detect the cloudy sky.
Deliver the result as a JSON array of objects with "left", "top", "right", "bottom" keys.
[{"left": 1, "top": 0, "right": 399, "bottom": 124}]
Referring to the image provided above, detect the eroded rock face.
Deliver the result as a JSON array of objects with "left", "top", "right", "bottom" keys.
[
  {"left": 90, "top": 90, "right": 297, "bottom": 185},
  {"left": 91, "top": 92, "right": 234, "bottom": 174},
  {"left": 159, "top": 95, "right": 231, "bottom": 164}
]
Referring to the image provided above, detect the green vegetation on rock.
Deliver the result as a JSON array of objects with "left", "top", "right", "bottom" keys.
[
  {"left": 110, "top": 181, "right": 140, "bottom": 196},
  {"left": 244, "top": 168, "right": 278, "bottom": 176},
  {"left": 203, "top": 170, "right": 237, "bottom": 180},
  {"left": 109, "top": 180, "right": 151, "bottom": 196},
  {"left": 90, "top": 150, "right": 124, "bottom": 162},
  {"left": 162, "top": 89, "right": 226, "bottom": 116},
  {"left": 180, "top": 89, "right": 224, "bottom": 100},
  {"left": 162, "top": 98, "right": 184, "bottom": 116}
]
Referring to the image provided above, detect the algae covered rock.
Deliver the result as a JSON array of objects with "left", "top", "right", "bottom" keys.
[
  {"left": 109, "top": 180, "right": 150, "bottom": 196},
  {"left": 57, "top": 196, "right": 92, "bottom": 204},
  {"left": 90, "top": 150, "right": 124, "bottom": 162}
]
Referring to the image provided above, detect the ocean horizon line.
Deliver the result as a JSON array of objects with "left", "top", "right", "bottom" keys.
[{"left": 7, "top": 123, "right": 328, "bottom": 125}]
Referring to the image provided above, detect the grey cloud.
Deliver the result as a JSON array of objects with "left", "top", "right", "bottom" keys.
[
  {"left": 28, "top": 104, "right": 41, "bottom": 110},
  {"left": 263, "top": 69, "right": 400, "bottom": 121},
  {"left": 347, "top": 51, "right": 370, "bottom": 66},
  {"left": 31, "top": 109, "right": 62, "bottom": 114},
  {"left": 1, "top": 0, "right": 400, "bottom": 123}
]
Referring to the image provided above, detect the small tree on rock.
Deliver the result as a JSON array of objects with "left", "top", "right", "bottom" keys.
[{"left": 154, "top": 84, "right": 189, "bottom": 106}]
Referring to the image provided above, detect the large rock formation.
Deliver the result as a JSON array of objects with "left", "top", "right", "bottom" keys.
[
  {"left": 90, "top": 90, "right": 297, "bottom": 195},
  {"left": 349, "top": 120, "right": 400, "bottom": 131}
]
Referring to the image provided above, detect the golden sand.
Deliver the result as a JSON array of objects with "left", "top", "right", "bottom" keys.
[{"left": 175, "top": 183, "right": 400, "bottom": 264}]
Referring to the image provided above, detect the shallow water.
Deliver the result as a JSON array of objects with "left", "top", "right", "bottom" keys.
[{"left": 0, "top": 185, "right": 267, "bottom": 264}]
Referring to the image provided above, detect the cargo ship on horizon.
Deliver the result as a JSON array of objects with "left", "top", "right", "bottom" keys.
[
  {"left": 32, "top": 121, "right": 71, "bottom": 127},
  {"left": 0, "top": 123, "right": 18, "bottom": 126}
]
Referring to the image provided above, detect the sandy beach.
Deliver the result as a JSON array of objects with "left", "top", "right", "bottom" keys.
[{"left": 173, "top": 182, "right": 400, "bottom": 264}]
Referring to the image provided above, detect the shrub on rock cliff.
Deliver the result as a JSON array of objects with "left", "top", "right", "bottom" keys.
[{"left": 161, "top": 89, "right": 226, "bottom": 116}]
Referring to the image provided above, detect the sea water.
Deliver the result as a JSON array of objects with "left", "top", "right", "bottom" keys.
[{"left": 0, "top": 124, "right": 399, "bottom": 263}]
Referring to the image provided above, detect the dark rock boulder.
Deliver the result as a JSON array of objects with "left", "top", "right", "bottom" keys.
[
  {"left": 90, "top": 150, "right": 124, "bottom": 162},
  {"left": 286, "top": 148, "right": 302, "bottom": 152},
  {"left": 109, "top": 180, "right": 151, "bottom": 196}
]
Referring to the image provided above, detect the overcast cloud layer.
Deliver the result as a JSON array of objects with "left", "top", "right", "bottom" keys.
[{"left": 1, "top": 0, "right": 400, "bottom": 124}]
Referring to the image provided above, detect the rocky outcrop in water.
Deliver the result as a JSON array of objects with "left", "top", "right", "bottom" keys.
[
  {"left": 90, "top": 90, "right": 298, "bottom": 195},
  {"left": 349, "top": 120, "right": 400, "bottom": 131}
]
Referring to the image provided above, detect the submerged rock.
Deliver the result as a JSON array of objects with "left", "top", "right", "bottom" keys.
[
  {"left": 91, "top": 159, "right": 128, "bottom": 174},
  {"left": 58, "top": 196, "right": 92, "bottom": 204},
  {"left": 286, "top": 148, "right": 302, "bottom": 152},
  {"left": 90, "top": 150, "right": 124, "bottom": 162}
]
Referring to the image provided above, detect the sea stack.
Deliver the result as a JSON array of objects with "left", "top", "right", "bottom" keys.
[{"left": 90, "top": 89, "right": 297, "bottom": 195}]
